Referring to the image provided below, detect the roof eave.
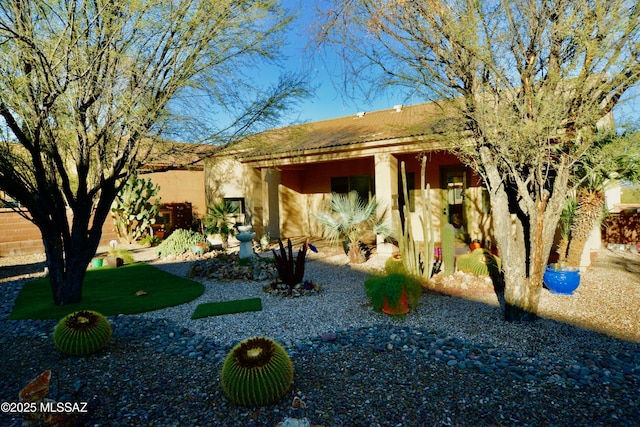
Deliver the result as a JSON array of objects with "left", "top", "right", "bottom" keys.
[{"left": 237, "top": 135, "right": 446, "bottom": 168}]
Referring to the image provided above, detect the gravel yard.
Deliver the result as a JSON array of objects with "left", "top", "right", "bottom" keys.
[{"left": 0, "top": 245, "right": 638, "bottom": 426}]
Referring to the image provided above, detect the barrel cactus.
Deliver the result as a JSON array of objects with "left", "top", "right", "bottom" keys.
[
  {"left": 456, "top": 248, "right": 501, "bottom": 276},
  {"left": 220, "top": 336, "right": 294, "bottom": 407},
  {"left": 384, "top": 253, "right": 406, "bottom": 276},
  {"left": 53, "top": 310, "right": 112, "bottom": 357}
]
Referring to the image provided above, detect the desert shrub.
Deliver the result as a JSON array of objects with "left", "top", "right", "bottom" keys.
[{"left": 155, "top": 228, "right": 206, "bottom": 257}]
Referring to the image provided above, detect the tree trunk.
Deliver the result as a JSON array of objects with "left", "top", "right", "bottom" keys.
[
  {"left": 40, "top": 192, "right": 112, "bottom": 305},
  {"left": 498, "top": 215, "right": 540, "bottom": 322},
  {"left": 556, "top": 238, "right": 569, "bottom": 263},
  {"left": 41, "top": 226, "right": 90, "bottom": 305},
  {"left": 565, "top": 237, "right": 588, "bottom": 267},
  {"left": 503, "top": 279, "right": 539, "bottom": 321}
]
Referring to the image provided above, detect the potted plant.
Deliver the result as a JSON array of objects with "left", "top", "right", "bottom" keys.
[
  {"left": 364, "top": 273, "right": 422, "bottom": 315},
  {"left": 543, "top": 263, "right": 581, "bottom": 295}
]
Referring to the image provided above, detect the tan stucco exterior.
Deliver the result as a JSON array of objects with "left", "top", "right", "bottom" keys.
[
  {"left": 205, "top": 149, "right": 490, "bottom": 245},
  {"left": 146, "top": 169, "right": 206, "bottom": 219}
]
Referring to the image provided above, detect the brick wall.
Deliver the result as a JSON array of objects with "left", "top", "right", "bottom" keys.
[{"left": 0, "top": 209, "right": 118, "bottom": 257}]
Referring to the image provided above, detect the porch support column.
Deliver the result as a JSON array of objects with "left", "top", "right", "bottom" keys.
[
  {"left": 243, "top": 164, "right": 263, "bottom": 234},
  {"left": 374, "top": 153, "right": 398, "bottom": 254},
  {"left": 261, "top": 168, "right": 281, "bottom": 240}
]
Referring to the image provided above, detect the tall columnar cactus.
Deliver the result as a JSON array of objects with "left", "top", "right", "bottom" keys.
[
  {"left": 220, "top": 336, "right": 294, "bottom": 407},
  {"left": 111, "top": 174, "right": 161, "bottom": 244},
  {"left": 397, "top": 157, "right": 435, "bottom": 283},
  {"left": 53, "top": 310, "right": 112, "bottom": 357},
  {"left": 441, "top": 223, "right": 456, "bottom": 276}
]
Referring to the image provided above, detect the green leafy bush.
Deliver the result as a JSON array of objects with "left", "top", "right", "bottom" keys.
[
  {"left": 53, "top": 310, "right": 112, "bottom": 356},
  {"left": 155, "top": 229, "right": 206, "bottom": 257},
  {"left": 220, "top": 336, "right": 294, "bottom": 407}
]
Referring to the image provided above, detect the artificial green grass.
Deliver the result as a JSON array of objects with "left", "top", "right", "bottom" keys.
[
  {"left": 9, "top": 262, "right": 204, "bottom": 320},
  {"left": 191, "top": 298, "right": 262, "bottom": 319}
]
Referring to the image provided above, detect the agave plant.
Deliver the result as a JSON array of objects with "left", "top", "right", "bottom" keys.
[{"left": 314, "top": 191, "right": 388, "bottom": 263}]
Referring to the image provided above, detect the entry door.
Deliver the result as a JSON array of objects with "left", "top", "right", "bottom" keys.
[{"left": 441, "top": 167, "right": 469, "bottom": 229}]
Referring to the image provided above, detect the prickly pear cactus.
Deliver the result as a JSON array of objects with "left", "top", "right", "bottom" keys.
[
  {"left": 111, "top": 174, "right": 160, "bottom": 244},
  {"left": 53, "top": 310, "right": 112, "bottom": 357},
  {"left": 221, "top": 336, "right": 293, "bottom": 407}
]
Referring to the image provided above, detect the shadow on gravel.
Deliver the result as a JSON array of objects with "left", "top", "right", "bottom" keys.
[{"left": 0, "top": 260, "right": 46, "bottom": 282}]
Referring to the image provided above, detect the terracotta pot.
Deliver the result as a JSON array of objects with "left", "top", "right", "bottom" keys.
[{"left": 382, "top": 291, "right": 409, "bottom": 315}]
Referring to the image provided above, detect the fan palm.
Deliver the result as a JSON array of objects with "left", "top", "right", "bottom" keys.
[
  {"left": 314, "top": 191, "right": 389, "bottom": 263},
  {"left": 203, "top": 200, "right": 238, "bottom": 249}
]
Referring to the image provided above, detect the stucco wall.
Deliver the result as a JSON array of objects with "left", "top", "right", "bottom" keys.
[
  {"left": 146, "top": 169, "right": 206, "bottom": 220},
  {"left": 206, "top": 157, "right": 264, "bottom": 234}
]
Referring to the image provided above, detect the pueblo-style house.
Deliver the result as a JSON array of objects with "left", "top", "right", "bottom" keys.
[{"left": 205, "top": 102, "right": 492, "bottom": 251}]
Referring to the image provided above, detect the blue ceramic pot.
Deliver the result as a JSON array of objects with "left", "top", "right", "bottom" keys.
[{"left": 543, "top": 264, "right": 580, "bottom": 295}]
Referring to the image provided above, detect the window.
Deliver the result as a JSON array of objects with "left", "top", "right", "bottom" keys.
[
  {"left": 331, "top": 175, "right": 374, "bottom": 201},
  {"left": 224, "top": 197, "right": 246, "bottom": 224}
]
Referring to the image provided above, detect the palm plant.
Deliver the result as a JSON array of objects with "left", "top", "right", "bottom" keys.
[
  {"left": 203, "top": 200, "right": 238, "bottom": 249},
  {"left": 556, "top": 196, "right": 578, "bottom": 262},
  {"left": 314, "top": 191, "right": 389, "bottom": 263},
  {"left": 564, "top": 188, "right": 607, "bottom": 266},
  {"left": 560, "top": 132, "right": 640, "bottom": 266}
]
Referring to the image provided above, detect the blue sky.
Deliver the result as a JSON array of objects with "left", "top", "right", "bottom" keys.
[
  {"left": 270, "top": 0, "right": 416, "bottom": 125},
  {"left": 271, "top": 0, "right": 639, "bottom": 129}
]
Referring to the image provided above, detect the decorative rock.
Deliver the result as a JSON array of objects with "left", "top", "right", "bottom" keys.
[
  {"left": 278, "top": 418, "right": 311, "bottom": 427},
  {"left": 321, "top": 333, "right": 337, "bottom": 342}
]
